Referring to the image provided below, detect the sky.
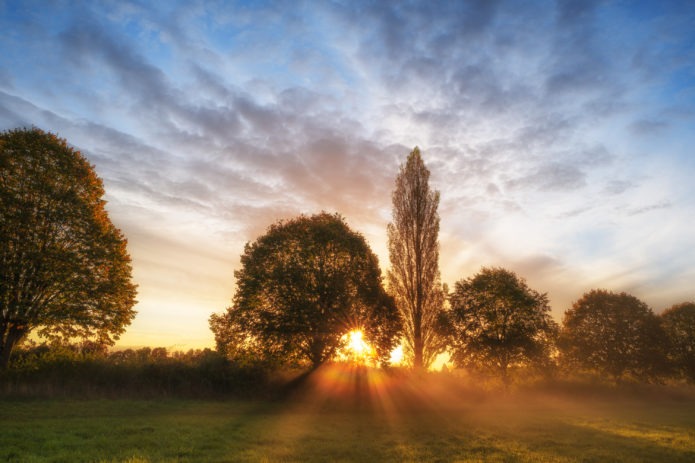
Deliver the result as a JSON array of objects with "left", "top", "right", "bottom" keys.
[{"left": 1, "top": 0, "right": 694, "bottom": 350}]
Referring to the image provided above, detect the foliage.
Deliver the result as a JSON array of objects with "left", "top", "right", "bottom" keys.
[
  {"left": 387, "top": 147, "right": 446, "bottom": 369},
  {"left": 559, "top": 289, "right": 668, "bottom": 382},
  {"left": 0, "top": 128, "right": 137, "bottom": 368},
  {"left": 211, "top": 212, "right": 401, "bottom": 368},
  {"left": 446, "top": 267, "right": 558, "bottom": 385},
  {"left": 1, "top": 341, "right": 269, "bottom": 398},
  {"left": 661, "top": 302, "right": 695, "bottom": 381}
]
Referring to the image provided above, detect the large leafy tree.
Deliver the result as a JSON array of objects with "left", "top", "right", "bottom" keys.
[
  {"left": 558, "top": 289, "right": 667, "bottom": 382},
  {"left": 210, "top": 213, "right": 400, "bottom": 368},
  {"left": 0, "top": 128, "right": 137, "bottom": 368},
  {"left": 387, "top": 147, "right": 446, "bottom": 370},
  {"left": 661, "top": 302, "right": 695, "bottom": 381},
  {"left": 447, "top": 267, "right": 557, "bottom": 385}
]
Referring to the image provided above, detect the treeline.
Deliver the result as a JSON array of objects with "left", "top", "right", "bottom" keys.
[
  {"left": 212, "top": 255, "right": 695, "bottom": 387},
  {"left": 2, "top": 129, "right": 694, "bottom": 395},
  {"left": 443, "top": 276, "right": 695, "bottom": 386},
  {"left": 209, "top": 149, "right": 695, "bottom": 387},
  {"left": 0, "top": 342, "right": 273, "bottom": 398}
]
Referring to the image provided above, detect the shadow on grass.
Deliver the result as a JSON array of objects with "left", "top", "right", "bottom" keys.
[
  {"left": 2, "top": 364, "right": 695, "bottom": 462},
  {"left": 274, "top": 364, "right": 695, "bottom": 462}
]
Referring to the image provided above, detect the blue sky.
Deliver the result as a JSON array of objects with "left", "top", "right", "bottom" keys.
[{"left": 1, "top": 0, "right": 694, "bottom": 349}]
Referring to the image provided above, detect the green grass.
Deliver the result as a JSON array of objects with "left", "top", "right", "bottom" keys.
[{"left": 2, "top": 366, "right": 695, "bottom": 462}]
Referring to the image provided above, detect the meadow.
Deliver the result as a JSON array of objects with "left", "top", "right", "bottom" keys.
[{"left": 2, "top": 365, "right": 695, "bottom": 462}]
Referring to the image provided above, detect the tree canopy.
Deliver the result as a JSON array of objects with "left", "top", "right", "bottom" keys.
[
  {"left": 0, "top": 128, "right": 137, "bottom": 368},
  {"left": 387, "top": 147, "right": 446, "bottom": 370},
  {"left": 558, "top": 289, "right": 667, "bottom": 382},
  {"left": 446, "top": 267, "right": 557, "bottom": 384},
  {"left": 210, "top": 212, "right": 401, "bottom": 368},
  {"left": 661, "top": 302, "right": 695, "bottom": 381}
]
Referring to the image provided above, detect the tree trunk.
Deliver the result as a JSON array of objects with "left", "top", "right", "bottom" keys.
[
  {"left": 413, "top": 334, "right": 424, "bottom": 370},
  {"left": 0, "top": 322, "right": 27, "bottom": 369},
  {"left": 309, "top": 336, "right": 326, "bottom": 370},
  {"left": 0, "top": 342, "right": 11, "bottom": 370},
  {"left": 500, "top": 360, "right": 510, "bottom": 390}
]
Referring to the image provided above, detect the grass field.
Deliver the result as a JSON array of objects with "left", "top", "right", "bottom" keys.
[{"left": 2, "top": 365, "right": 695, "bottom": 462}]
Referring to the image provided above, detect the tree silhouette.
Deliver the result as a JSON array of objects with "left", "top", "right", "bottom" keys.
[
  {"left": 211, "top": 213, "right": 400, "bottom": 368},
  {"left": 0, "top": 128, "right": 137, "bottom": 368},
  {"left": 387, "top": 147, "right": 446, "bottom": 369},
  {"left": 447, "top": 267, "right": 557, "bottom": 385},
  {"left": 559, "top": 289, "right": 667, "bottom": 382},
  {"left": 661, "top": 302, "right": 695, "bottom": 381}
]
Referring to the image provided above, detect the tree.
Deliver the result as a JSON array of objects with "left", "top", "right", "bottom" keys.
[
  {"left": 0, "top": 128, "right": 137, "bottom": 368},
  {"left": 387, "top": 147, "right": 446, "bottom": 370},
  {"left": 558, "top": 289, "right": 667, "bottom": 382},
  {"left": 661, "top": 302, "right": 695, "bottom": 381},
  {"left": 210, "top": 213, "right": 401, "bottom": 368},
  {"left": 447, "top": 267, "right": 557, "bottom": 385}
]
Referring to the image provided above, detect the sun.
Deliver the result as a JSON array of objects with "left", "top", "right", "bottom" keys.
[
  {"left": 338, "top": 330, "right": 404, "bottom": 366},
  {"left": 339, "top": 329, "right": 373, "bottom": 365},
  {"left": 389, "top": 344, "right": 404, "bottom": 365},
  {"left": 347, "top": 330, "right": 368, "bottom": 355}
]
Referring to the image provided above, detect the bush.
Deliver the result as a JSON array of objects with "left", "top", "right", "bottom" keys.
[{"left": 0, "top": 342, "right": 272, "bottom": 399}]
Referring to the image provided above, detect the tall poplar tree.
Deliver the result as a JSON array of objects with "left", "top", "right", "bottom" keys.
[{"left": 387, "top": 147, "right": 446, "bottom": 369}]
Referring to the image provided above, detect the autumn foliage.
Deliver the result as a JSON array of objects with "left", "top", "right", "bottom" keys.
[
  {"left": 210, "top": 213, "right": 401, "bottom": 368},
  {"left": 0, "top": 128, "right": 137, "bottom": 368}
]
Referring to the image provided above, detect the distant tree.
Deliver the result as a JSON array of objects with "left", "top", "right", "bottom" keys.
[
  {"left": 387, "top": 147, "right": 446, "bottom": 370},
  {"left": 447, "top": 267, "right": 557, "bottom": 385},
  {"left": 210, "top": 213, "right": 401, "bottom": 368},
  {"left": 558, "top": 289, "right": 667, "bottom": 382},
  {"left": 0, "top": 128, "right": 137, "bottom": 369},
  {"left": 209, "top": 306, "right": 267, "bottom": 367},
  {"left": 661, "top": 302, "right": 695, "bottom": 381}
]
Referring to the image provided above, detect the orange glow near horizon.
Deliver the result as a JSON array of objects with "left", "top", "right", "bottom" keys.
[
  {"left": 347, "top": 330, "right": 368, "bottom": 355},
  {"left": 340, "top": 329, "right": 374, "bottom": 365},
  {"left": 389, "top": 345, "right": 404, "bottom": 365},
  {"left": 338, "top": 329, "right": 406, "bottom": 367}
]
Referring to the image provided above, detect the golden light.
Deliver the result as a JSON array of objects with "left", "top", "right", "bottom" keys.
[
  {"left": 347, "top": 330, "right": 367, "bottom": 355},
  {"left": 338, "top": 329, "right": 375, "bottom": 365},
  {"left": 389, "top": 344, "right": 404, "bottom": 365}
]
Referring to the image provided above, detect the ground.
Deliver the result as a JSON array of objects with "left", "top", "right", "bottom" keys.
[{"left": 1, "top": 364, "right": 694, "bottom": 462}]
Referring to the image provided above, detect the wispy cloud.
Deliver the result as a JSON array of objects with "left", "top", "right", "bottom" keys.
[{"left": 1, "top": 0, "right": 694, "bottom": 346}]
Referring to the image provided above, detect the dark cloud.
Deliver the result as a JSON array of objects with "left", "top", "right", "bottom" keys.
[
  {"left": 575, "top": 145, "right": 613, "bottom": 167},
  {"left": 0, "top": 91, "right": 32, "bottom": 128},
  {"left": 0, "top": 69, "right": 12, "bottom": 89},
  {"left": 629, "top": 119, "right": 669, "bottom": 135},
  {"left": 556, "top": 205, "right": 594, "bottom": 219},
  {"left": 507, "top": 162, "right": 586, "bottom": 192},
  {"left": 603, "top": 180, "right": 634, "bottom": 195},
  {"left": 59, "top": 21, "right": 173, "bottom": 109},
  {"left": 0, "top": 91, "right": 80, "bottom": 134},
  {"left": 545, "top": 0, "right": 613, "bottom": 97},
  {"left": 348, "top": 1, "right": 501, "bottom": 72},
  {"left": 626, "top": 200, "right": 672, "bottom": 216},
  {"left": 512, "top": 253, "right": 565, "bottom": 278}
]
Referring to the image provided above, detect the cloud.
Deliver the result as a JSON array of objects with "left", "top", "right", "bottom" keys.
[
  {"left": 0, "top": 68, "right": 12, "bottom": 90},
  {"left": 626, "top": 200, "right": 672, "bottom": 216},
  {"left": 506, "top": 162, "right": 586, "bottom": 192},
  {"left": 629, "top": 119, "right": 669, "bottom": 135},
  {"left": 3, "top": 0, "right": 695, "bottom": 347},
  {"left": 603, "top": 180, "right": 634, "bottom": 195}
]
